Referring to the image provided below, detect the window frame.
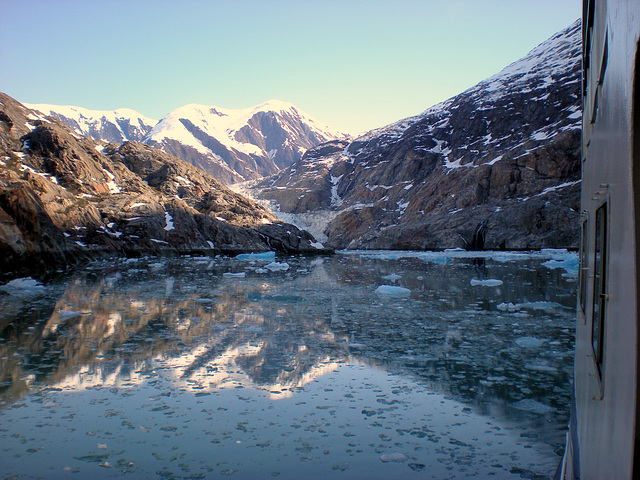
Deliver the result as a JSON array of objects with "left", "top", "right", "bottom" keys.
[
  {"left": 591, "top": 202, "right": 608, "bottom": 378},
  {"left": 578, "top": 217, "right": 589, "bottom": 319}
]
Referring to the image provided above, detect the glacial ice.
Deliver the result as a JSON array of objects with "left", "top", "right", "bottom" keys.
[
  {"left": 470, "top": 278, "right": 503, "bottom": 286},
  {"left": 264, "top": 261, "right": 290, "bottom": 271},
  {"left": 516, "top": 301, "right": 564, "bottom": 312},
  {"left": 382, "top": 273, "right": 402, "bottom": 282},
  {"left": 236, "top": 251, "right": 276, "bottom": 261},
  {"left": 380, "top": 452, "right": 409, "bottom": 463},
  {"left": 0, "top": 277, "right": 45, "bottom": 295},
  {"left": 375, "top": 285, "right": 411, "bottom": 296},
  {"left": 542, "top": 256, "right": 579, "bottom": 277},
  {"left": 497, "top": 302, "right": 519, "bottom": 312}
]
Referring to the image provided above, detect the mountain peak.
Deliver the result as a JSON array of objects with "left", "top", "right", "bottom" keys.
[
  {"left": 24, "top": 103, "right": 158, "bottom": 144},
  {"left": 20, "top": 99, "right": 350, "bottom": 184},
  {"left": 144, "top": 100, "right": 350, "bottom": 183}
]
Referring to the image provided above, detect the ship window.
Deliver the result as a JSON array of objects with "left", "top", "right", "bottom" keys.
[
  {"left": 591, "top": 203, "right": 608, "bottom": 374},
  {"left": 583, "top": 0, "right": 595, "bottom": 95},
  {"left": 591, "top": 87, "right": 600, "bottom": 124},
  {"left": 578, "top": 218, "right": 588, "bottom": 316}
]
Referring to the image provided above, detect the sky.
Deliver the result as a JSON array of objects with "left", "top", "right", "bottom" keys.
[{"left": 0, "top": 0, "right": 581, "bottom": 135}]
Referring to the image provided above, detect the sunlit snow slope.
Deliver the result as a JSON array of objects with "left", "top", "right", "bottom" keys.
[
  {"left": 143, "top": 100, "right": 350, "bottom": 184},
  {"left": 25, "top": 104, "right": 157, "bottom": 144},
  {"left": 28, "top": 100, "right": 350, "bottom": 185}
]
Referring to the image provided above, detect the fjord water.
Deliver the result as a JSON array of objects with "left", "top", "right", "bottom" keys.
[{"left": 0, "top": 250, "right": 576, "bottom": 479}]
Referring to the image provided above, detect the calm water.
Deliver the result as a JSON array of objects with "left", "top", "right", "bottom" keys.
[{"left": 0, "top": 250, "right": 577, "bottom": 479}]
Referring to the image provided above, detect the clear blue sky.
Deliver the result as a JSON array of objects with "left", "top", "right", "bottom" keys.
[{"left": 0, "top": 0, "right": 581, "bottom": 134}]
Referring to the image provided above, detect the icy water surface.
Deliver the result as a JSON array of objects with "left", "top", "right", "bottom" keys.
[{"left": 0, "top": 250, "right": 577, "bottom": 479}]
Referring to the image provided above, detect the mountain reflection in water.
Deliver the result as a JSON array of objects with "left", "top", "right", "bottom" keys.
[{"left": 0, "top": 250, "right": 576, "bottom": 479}]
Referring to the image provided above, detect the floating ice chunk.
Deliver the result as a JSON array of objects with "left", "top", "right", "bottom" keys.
[
  {"left": 380, "top": 453, "right": 409, "bottom": 463},
  {"left": 420, "top": 254, "right": 452, "bottom": 265},
  {"left": 236, "top": 251, "right": 276, "bottom": 261},
  {"left": 223, "top": 272, "right": 246, "bottom": 278},
  {"left": 265, "top": 262, "right": 290, "bottom": 271},
  {"left": 542, "top": 256, "right": 579, "bottom": 277},
  {"left": 0, "top": 277, "right": 45, "bottom": 296},
  {"left": 541, "top": 248, "right": 569, "bottom": 256},
  {"left": 510, "top": 399, "right": 556, "bottom": 414},
  {"left": 470, "top": 278, "right": 503, "bottom": 286},
  {"left": 497, "top": 302, "right": 519, "bottom": 312},
  {"left": 516, "top": 301, "right": 563, "bottom": 312},
  {"left": 515, "top": 337, "right": 544, "bottom": 348},
  {"left": 382, "top": 273, "right": 401, "bottom": 282},
  {"left": 375, "top": 285, "right": 411, "bottom": 297}
]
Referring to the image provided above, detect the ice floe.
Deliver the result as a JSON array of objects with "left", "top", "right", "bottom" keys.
[
  {"left": 380, "top": 452, "right": 409, "bottom": 463},
  {"left": 470, "top": 278, "right": 503, "bottom": 286},
  {"left": 236, "top": 251, "right": 276, "bottom": 261},
  {"left": 264, "top": 262, "right": 290, "bottom": 271},
  {"left": 0, "top": 277, "right": 46, "bottom": 296},
  {"left": 375, "top": 285, "right": 411, "bottom": 296}
]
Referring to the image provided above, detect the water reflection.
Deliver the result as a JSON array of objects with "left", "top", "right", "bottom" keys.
[{"left": 0, "top": 250, "right": 576, "bottom": 479}]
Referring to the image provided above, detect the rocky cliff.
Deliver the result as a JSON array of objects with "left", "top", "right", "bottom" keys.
[
  {"left": 247, "top": 20, "right": 582, "bottom": 250},
  {"left": 0, "top": 92, "right": 328, "bottom": 273}
]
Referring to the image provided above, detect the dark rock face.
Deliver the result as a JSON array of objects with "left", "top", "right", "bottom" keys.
[
  {"left": 0, "top": 92, "right": 329, "bottom": 272},
  {"left": 249, "top": 20, "right": 582, "bottom": 250}
]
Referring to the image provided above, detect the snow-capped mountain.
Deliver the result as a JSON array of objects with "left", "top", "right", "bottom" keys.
[
  {"left": 27, "top": 100, "right": 350, "bottom": 185},
  {"left": 24, "top": 104, "right": 157, "bottom": 143},
  {"left": 248, "top": 20, "right": 582, "bottom": 250},
  {"left": 0, "top": 92, "right": 327, "bottom": 270},
  {"left": 143, "top": 100, "right": 350, "bottom": 184}
]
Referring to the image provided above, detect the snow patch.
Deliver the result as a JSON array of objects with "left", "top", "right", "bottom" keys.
[{"left": 164, "top": 211, "right": 175, "bottom": 231}]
